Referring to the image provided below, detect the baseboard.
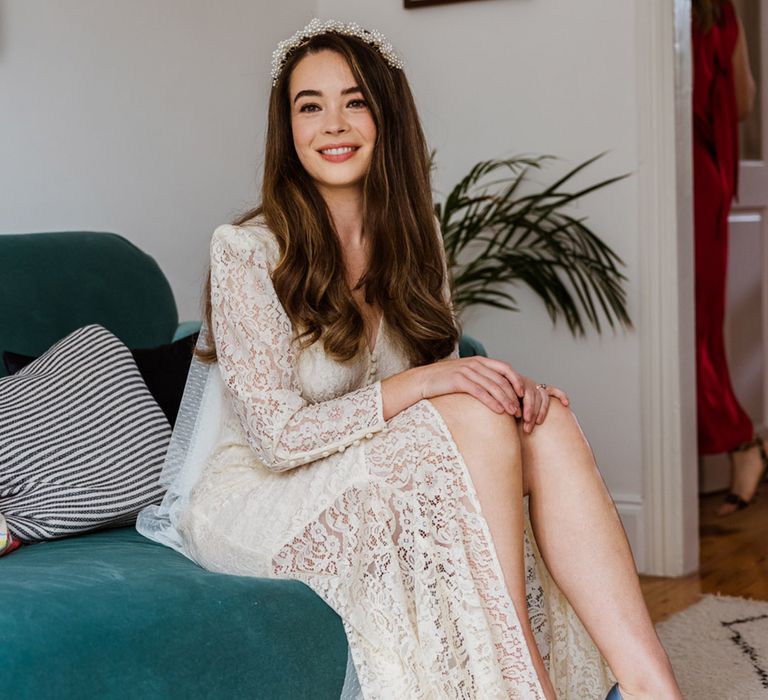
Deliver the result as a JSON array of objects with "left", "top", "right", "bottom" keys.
[{"left": 613, "top": 493, "right": 645, "bottom": 573}]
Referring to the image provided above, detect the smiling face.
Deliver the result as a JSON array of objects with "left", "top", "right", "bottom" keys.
[{"left": 289, "top": 50, "right": 377, "bottom": 199}]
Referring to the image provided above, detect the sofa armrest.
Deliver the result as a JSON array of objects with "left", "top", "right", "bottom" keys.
[
  {"left": 459, "top": 333, "right": 487, "bottom": 358},
  {"left": 173, "top": 321, "right": 202, "bottom": 342}
]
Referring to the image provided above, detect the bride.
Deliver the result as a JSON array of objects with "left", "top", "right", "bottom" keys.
[{"left": 138, "top": 18, "right": 682, "bottom": 700}]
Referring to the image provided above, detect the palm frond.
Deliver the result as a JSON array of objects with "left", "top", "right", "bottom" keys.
[{"left": 437, "top": 153, "right": 633, "bottom": 336}]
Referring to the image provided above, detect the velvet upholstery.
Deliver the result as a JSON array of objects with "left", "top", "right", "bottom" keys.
[
  {"left": 0, "top": 528, "right": 348, "bottom": 700},
  {"left": 0, "top": 231, "right": 180, "bottom": 377}
]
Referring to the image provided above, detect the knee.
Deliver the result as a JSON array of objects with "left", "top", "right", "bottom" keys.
[
  {"left": 519, "top": 399, "right": 586, "bottom": 445},
  {"left": 517, "top": 401, "right": 595, "bottom": 492},
  {"left": 537, "top": 399, "right": 581, "bottom": 433},
  {"left": 519, "top": 399, "right": 591, "bottom": 461},
  {"left": 428, "top": 393, "right": 519, "bottom": 444}
]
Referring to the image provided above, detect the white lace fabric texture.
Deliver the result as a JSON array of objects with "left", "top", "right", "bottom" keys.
[{"left": 138, "top": 219, "right": 614, "bottom": 699}]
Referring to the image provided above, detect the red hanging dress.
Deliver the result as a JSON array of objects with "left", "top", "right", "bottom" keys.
[{"left": 692, "top": 0, "right": 754, "bottom": 454}]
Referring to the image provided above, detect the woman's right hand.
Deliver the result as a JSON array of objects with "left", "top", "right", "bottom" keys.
[
  {"left": 382, "top": 356, "right": 569, "bottom": 428},
  {"left": 416, "top": 356, "right": 526, "bottom": 417},
  {"left": 414, "top": 356, "right": 570, "bottom": 434}
]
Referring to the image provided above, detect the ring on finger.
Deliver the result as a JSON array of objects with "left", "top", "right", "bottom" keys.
[{"left": 536, "top": 383, "right": 547, "bottom": 390}]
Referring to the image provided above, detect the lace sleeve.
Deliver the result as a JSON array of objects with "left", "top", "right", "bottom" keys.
[
  {"left": 434, "top": 215, "right": 460, "bottom": 361},
  {"left": 210, "top": 224, "right": 388, "bottom": 473}
]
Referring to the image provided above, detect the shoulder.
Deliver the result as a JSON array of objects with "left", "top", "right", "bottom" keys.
[{"left": 210, "top": 217, "right": 280, "bottom": 267}]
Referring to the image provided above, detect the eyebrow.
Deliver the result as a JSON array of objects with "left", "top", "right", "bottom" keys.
[{"left": 293, "top": 86, "right": 363, "bottom": 105}]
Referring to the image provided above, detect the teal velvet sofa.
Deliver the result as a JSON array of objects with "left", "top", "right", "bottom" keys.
[{"left": 0, "top": 230, "right": 486, "bottom": 699}]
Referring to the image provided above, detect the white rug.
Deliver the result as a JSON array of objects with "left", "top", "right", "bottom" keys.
[{"left": 656, "top": 594, "right": 768, "bottom": 699}]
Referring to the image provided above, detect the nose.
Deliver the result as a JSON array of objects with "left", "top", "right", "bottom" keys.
[
  {"left": 322, "top": 105, "right": 350, "bottom": 135},
  {"left": 323, "top": 121, "right": 349, "bottom": 135}
]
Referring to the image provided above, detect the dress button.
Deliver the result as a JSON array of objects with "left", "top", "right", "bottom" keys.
[
  {"left": 288, "top": 460, "right": 296, "bottom": 467},
  {"left": 353, "top": 439, "right": 361, "bottom": 446},
  {"left": 338, "top": 445, "right": 347, "bottom": 453},
  {"left": 321, "top": 450, "right": 330, "bottom": 457},
  {"left": 365, "top": 432, "right": 374, "bottom": 439}
]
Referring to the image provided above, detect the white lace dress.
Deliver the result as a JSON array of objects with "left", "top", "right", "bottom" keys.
[{"left": 175, "top": 221, "right": 615, "bottom": 699}]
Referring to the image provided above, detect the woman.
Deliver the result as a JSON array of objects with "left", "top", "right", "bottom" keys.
[
  {"left": 691, "top": 0, "right": 765, "bottom": 516},
  {"left": 138, "top": 19, "right": 682, "bottom": 699}
]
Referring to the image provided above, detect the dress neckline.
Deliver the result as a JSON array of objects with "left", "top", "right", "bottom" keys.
[{"left": 368, "top": 314, "right": 384, "bottom": 356}]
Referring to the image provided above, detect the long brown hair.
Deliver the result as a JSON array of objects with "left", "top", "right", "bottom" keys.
[
  {"left": 196, "top": 30, "right": 460, "bottom": 367},
  {"left": 692, "top": 0, "right": 723, "bottom": 32}
]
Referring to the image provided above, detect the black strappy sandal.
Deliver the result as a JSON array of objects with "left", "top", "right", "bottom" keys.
[{"left": 721, "top": 491, "right": 750, "bottom": 511}]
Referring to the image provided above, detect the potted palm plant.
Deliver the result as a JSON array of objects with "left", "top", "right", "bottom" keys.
[{"left": 436, "top": 152, "right": 632, "bottom": 338}]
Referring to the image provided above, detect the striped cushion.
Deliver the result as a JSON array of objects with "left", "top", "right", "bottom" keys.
[{"left": 0, "top": 324, "right": 171, "bottom": 542}]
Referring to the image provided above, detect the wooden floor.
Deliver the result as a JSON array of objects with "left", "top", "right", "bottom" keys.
[{"left": 640, "top": 483, "right": 768, "bottom": 623}]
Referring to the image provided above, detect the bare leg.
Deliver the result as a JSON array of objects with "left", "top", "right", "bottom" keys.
[
  {"left": 428, "top": 394, "right": 557, "bottom": 699},
  {"left": 718, "top": 438, "right": 767, "bottom": 516},
  {"left": 519, "top": 400, "right": 682, "bottom": 700}
]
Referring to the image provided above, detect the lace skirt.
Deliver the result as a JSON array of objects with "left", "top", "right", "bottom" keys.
[{"left": 179, "top": 398, "right": 614, "bottom": 699}]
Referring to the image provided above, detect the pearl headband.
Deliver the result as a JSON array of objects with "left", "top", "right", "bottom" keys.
[{"left": 271, "top": 18, "right": 405, "bottom": 87}]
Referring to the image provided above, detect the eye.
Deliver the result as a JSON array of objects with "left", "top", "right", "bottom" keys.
[
  {"left": 299, "top": 103, "right": 320, "bottom": 113},
  {"left": 348, "top": 99, "right": 368, "bottom": 109}
]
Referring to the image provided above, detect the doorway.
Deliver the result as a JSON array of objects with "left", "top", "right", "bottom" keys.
[{"left": 698, "top": 0, "right": 768, "bottom": 494}]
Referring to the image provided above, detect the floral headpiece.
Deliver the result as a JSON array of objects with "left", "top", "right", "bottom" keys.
[{"left": 271, "top": 18, "right": 405, "bottom": 87}]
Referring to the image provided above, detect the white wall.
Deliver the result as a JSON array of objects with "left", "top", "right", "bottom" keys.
[{"left": 1, "top": 0, "right": 650, "bottom": 566}]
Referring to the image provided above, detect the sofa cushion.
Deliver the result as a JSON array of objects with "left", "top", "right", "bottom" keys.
[
  {"left": 0, "top": 324, "right": 171, "bottom": 542},
  {"left": 0, "top": 527, "right": 348, "bottom": 700},
  {"left": 3, "top": 331, "right": 200, "bottom": 427}
]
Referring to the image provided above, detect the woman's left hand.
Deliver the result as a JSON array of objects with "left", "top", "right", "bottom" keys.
[{"left": 517, "top": 376, "right": 569, "bottom": 434}]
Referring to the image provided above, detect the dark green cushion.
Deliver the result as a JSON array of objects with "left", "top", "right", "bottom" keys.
[
  {"left": 0, "top": 232, "right": 179, "bottom": 377},
  {"left": 0, "top": 528, "right": 348, "bottom": 700}
]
